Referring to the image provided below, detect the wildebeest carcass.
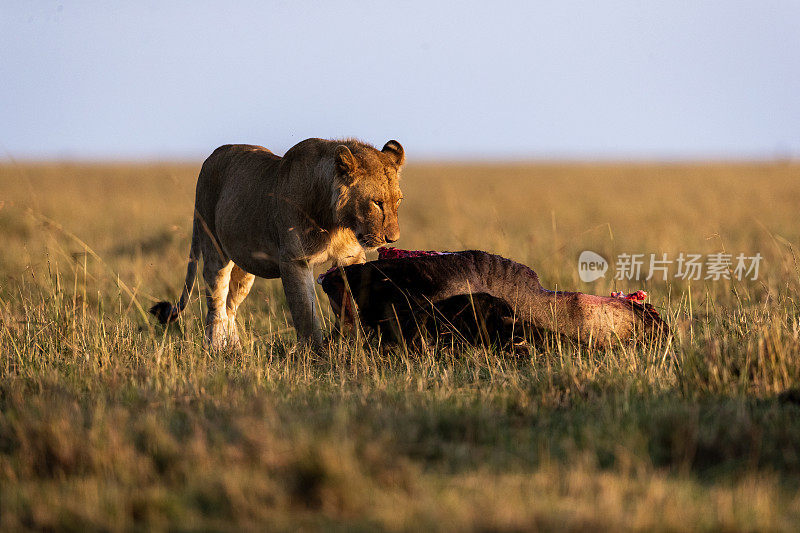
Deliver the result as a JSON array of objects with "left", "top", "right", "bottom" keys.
[{"left": 318, "top": 248, "right": 668, "bottom": 349}]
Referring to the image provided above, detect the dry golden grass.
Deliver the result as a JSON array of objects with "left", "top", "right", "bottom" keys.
[{"left": 1, "top": 160, "right": 800, "bottom": 530}]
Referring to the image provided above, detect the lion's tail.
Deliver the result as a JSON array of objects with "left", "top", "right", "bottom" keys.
[{"left": 150, "top": 215, "right": 201, "bottom": 324}]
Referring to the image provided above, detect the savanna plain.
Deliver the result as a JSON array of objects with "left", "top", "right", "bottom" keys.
[{"left": 1, "top": 160, "right": 800, "bottom": 531}]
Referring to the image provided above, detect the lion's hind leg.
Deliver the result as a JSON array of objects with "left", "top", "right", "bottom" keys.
[
  {"left": 225, "top": 264, "right": 256, "bottom": 348},
  {"left": 202, "top": 258, "right": 236, "bottom": 351}
]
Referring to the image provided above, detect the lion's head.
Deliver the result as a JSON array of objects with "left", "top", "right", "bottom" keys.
[{"left": 334, "top": 140, "right": 404, "bottom": 249}]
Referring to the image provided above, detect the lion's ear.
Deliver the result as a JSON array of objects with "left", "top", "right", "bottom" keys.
[
  {"left": 335, "top": 145, "right": 359, "bottom": 182},
  {"left": 382, "top": 140, "right": 405, "bottom": 167}
]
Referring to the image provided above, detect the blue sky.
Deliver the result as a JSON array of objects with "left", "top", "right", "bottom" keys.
[{"left": 1, "top": 1, "right": 799, "bottom": 160}]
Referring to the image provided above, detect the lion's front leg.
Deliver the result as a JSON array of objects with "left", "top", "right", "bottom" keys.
[{"left": 280, "top": 257, "right": 324, "bottom": 350}]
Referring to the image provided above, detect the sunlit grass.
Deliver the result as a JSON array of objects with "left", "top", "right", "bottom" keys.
[{"left": 1, "top": 161, "right": 799, "bottom": 530}]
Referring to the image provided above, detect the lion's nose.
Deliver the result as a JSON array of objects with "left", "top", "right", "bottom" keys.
[{"left": 385, "top": 220, "right": 400, "bottom": 243}]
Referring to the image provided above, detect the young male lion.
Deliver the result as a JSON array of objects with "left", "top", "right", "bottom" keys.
[{"left": 150, "top": 138, "right": 405, "bottom": 350}]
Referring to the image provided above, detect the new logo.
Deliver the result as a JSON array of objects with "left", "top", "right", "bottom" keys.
[{"left": 578, "top": 250, "right": 608, "bottom": 282}]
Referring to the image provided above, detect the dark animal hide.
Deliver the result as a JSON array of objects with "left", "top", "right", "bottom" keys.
[{"left": 318, "top": 250, "right": 668, "bottom": 349}]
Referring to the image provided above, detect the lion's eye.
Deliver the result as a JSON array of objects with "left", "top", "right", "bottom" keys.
[
  {"left": 396, "top": 198, "right": 402, "bottom": 206},
  {"left": 372, "top": 200, "right": 384, "bottom": 211}
]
